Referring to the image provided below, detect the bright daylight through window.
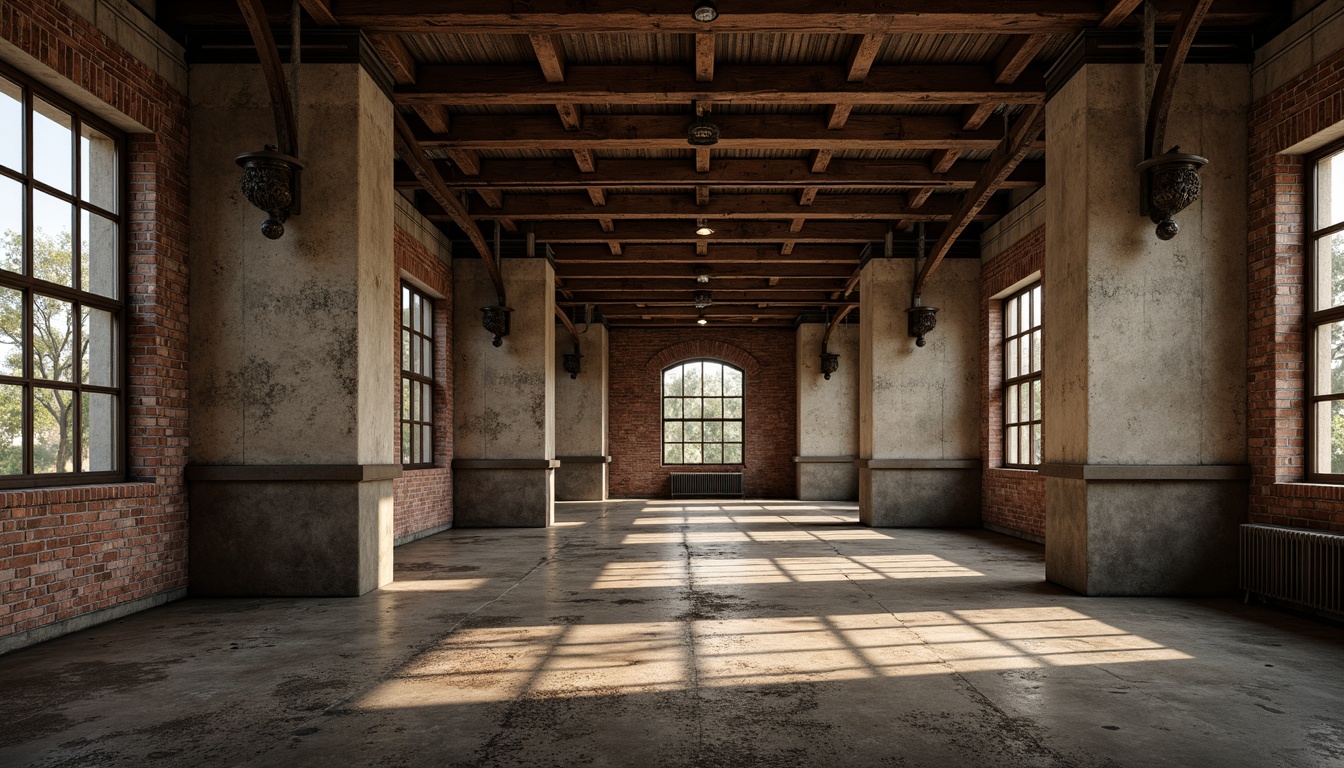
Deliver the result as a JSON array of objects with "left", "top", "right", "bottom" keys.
[
  {"left": 0, "top": 68, "right": 123, "bottom": 487},
  {"left": 1310, "top": 143, "right": 1344, "bottom": 479},
  {"left": 662, "top": 360, "right": 743, "bottom": 465},
  {"left": 401, "top": 282, "right": 435, "bottom": 467},
  {"left": 1004, "top": 282, "right": 1042, "bottom": 467}
]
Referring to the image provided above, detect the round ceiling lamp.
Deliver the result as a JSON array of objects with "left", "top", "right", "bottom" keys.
[
  {"left": 697, "top": 313, "right": 709, "bottom": 326},
  {"left": 695, "top": 219, "right": 714, "bottom": 237},
  {"left": 692, "top": 0, "right": 718, "bottom": 23},
  {"left": 688, "top": 100, "right": 720, "bottom": 146}
]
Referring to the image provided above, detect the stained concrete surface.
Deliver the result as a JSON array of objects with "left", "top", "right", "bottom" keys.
[{"left": 2, "top": 500, "right": 1342, "bottom": 767}]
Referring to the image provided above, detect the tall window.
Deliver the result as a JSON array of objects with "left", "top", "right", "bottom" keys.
[
  {"left": 1309, "top": 143, "right": 1344, "bottom": 479},
  {"left": 400, "top": 283, "right": 435, "bottom": 468},
  {"left": 0, "top": 69, "right": 123, "bottom": 488},
  {"left": 1004, "top": 282, "right": 1042, "bottom": 468},
  {"left": 662, "top": 360, "right": 743, "bottom": 465}
]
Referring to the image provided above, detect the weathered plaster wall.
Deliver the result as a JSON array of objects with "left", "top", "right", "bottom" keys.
[
  {"left": 556, "top": 323, "right": 609, "bottom": 500},
  {"left": 189, "top": 64, "right": 394, "bottom": 466},
  {"left": 796, "top": 322, "right": 859, "bottom": 500}
]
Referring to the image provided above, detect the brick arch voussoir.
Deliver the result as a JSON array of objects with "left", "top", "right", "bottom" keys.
[{"left": 645, "top": 340, "right": 761, "bottom": 377}]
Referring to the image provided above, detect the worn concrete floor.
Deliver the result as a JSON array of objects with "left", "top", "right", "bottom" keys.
[{"left": 1, "top": 500, "right": 1343, "bottom": 767}]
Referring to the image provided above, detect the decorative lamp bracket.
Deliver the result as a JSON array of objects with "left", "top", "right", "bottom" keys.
[
  {"left": 481, "top": 305, "right": 513, "bottom": 347},
  {"left": 235, "top": 145, "right": 304, "bottom": 240},
  {"left": 563, "top": 343, "right": 583, "bottom": 380},
  {"left": 907, "top": 301, "right": 939, "bottom": 348},
  {"left": 1137, "top": 148, "right": 1208, "bottom": 241},
  {"left": 820, "top": 351, "right": 840, "bottom": 380}
]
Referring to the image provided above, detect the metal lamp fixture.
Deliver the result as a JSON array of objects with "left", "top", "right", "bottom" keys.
[
  {"left": 562, "top": 342, "right": 583, "bottom": 379},
  {"left": 692, "top": 0, "right": 718, "bottom": 23},
  {"left": 480, "top": 305, "right": 513, "bottom": 347},
  {"left": 694, "top": 290, "right": 713, "bottom": 309},
  {"left": 688, "top": 101, "right": 720, "bottom": 147},
  {"left": 820, "top": 351, "right": 840, "bottom": 380},
  {"left": 907, "top": 223, "right": 939, "bottom": 347},
  {"left": 1138, "top": 147, "right": 1208, "bottom": 241},
  {"left": 695, "top": 220, "right": 715, "bottom": 237},
  {"left": 235, "top": 146, "right": 304, "bottom": 240},
  {"left": 697, "top": 312, "right": 709, "bottom": 326}
]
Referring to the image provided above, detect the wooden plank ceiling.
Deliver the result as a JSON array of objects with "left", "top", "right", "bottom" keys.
[{"left": 166, "top": 1, "right": 1279, "bottom": 328}]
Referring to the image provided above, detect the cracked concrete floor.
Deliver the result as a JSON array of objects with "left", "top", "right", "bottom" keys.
[{"left": 2, "top": 499, "right": 1343, "bottom": 767}]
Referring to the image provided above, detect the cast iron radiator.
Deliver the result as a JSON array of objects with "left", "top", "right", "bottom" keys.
[
  {"left": 670, "top": 472, "right": 744, "bottom": 498},
  {"left": 1240, "top": 524, "right": 1344, "bottom": 616}
]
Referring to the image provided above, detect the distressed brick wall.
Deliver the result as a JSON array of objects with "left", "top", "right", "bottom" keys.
[
  {"left": 608, "top": 329, "right": 796, "bottom": 498},
  {"left": 392, "top": 228, "right": 453, "bottom": 540},
  {"left": 981, "top": 226, "right": 1046, "bottom": 540},
  {"left": 1248, "top": 47, "right": 1344, "bottom": 532},
  {"left": 0, "top": 2, "right": 190, "bottom": 641}
]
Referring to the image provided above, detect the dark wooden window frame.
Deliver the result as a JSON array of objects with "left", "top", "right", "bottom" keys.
[
  {"left": 1305, "top": 138, "right": 1344, "bottom": 483},
  {"left": 661, "top": 358, "right": 745, "bottom": 467},
  {"left": 1003, "top": 281, "right": 1042, "bottom": 469},
  {"left": 400, "top": 281, "right": 436, "bottom": 469},
  {"left": 0, "top": 62, "right": 127, "bottom": 490}
]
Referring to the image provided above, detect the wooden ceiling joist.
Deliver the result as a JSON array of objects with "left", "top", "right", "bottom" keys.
[
  {"left": 460, "top": 193, "right": 1005, "bottom": 222},
  {"left": 525, "top": 220, "right": 910, "bottom": 244},
  {"left": 416, "top": 113, "right": 1033, "bottom": 152},
  {"left": 321, "top": 1, "right": 1268, "bottom": 34},
  {"left": 397, "top": 65, "right": 1046, "bottom": 107},
  {"left": 554, "top": 263, "right": 856, "bottom": 279},
  {"left": 549, "top": 245, "right": 868, "bottom": 264}
]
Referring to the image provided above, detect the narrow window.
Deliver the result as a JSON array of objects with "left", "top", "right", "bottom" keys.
[
  {"left": 400, "top": 282, "right": 435, "bottom": 468},
  {"left": 662, "top": 360, "right": 743, "bottom": 465},
  {"left": 1308, "top": 143, "right": 1344, "bottom": 479},
  {"left": 0, "top": 68, "right": 124, "bottom": 488},
  {"left": 1003, "top": 282, "right": 1042, "bottom": 468}
]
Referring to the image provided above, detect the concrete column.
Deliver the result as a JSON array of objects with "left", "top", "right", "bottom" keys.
[
  {"left": 555, "top": 322, "right": 609, "bottom": 501},
  {"left": 858, "top": 258, "right": 981, "bottom": 526},
  {"left": 796, "top": 322, "right": 859, "bottom": 500},
  {"left": 187, "top": 64, "right": 396, "bottom": 596},
  {"left": 1043, "top": 63, "right": 1249, "bottom": 595},
  {"left": 453, "top": 257, "right": 557, "bottom": 526}
]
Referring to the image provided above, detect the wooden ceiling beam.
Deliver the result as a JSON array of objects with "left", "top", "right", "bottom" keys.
[
  {"left": 369, "top": 33, "right": 416, "bottom": 84},
  {"left": 397, "top": 64, "right": 1047, "bottom": 106},
  {"left": 525, "top": 220, "right": 921, "bottom": 243},
  {"left": 555, "top": 263, "right": 856, "bottom": 279},
  {"left": 459, "top": 192, "right": 1005, "bottom": 221},
  {"left": 931, "top": 149, "right": 961, "bottom": 174},
  {"left": 298, "top": 0, "right": 337, "bottom": 25},
  {"left": 994, "top": 34, "right": 1051, "bottom": 84},
  {"left": 916, "top": 103, "right": 1046, "bottom": 293},
  {"left": 394, "top": 158, "right": 1045, "bottom": 190},
  {"left": 549, "top": 245, "right": 868, "bottom": 263},
  {"left": 417, "top": 113, "right": 1032, "bottom": 152},
  {"left": 826, "top": 33, "right": 884, "bottom": 131},
  {"left": 696, "top": 33, "right": 715, "bottom": 83},
  {"left": 961, "top": 103, "right": 998, "bottom": 131},
  {"left": 563, "top": 278, "right": 849, "bottom": 292},
  {"left": 326, "top": 1, "right": 1269, "bottom": 34},
  {"left": 1101, "top": 0, "right": 1146, "bottom": 28}
]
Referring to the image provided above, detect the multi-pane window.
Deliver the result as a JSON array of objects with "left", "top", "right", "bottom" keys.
[
  {"left": 1003, "top": 282, "right": 1042, "bottom": 468},
  {"left": 400, "top": 283, "right": 435, "bottom": 468},
  {"left": 662, "top": 360, "right": 743, "bottom": 465},
  {"left": 0, "top": 69, "right": 123, "bottom": 487},
  {"left": 1309, "top": 144, "right": 1344, "bottom": 479}
]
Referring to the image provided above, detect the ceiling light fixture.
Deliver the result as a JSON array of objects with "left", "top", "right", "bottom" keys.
[
  {"left": 687, "top": 100, "right": 720, "bottom": 146},
  {"left": 692, "top": 0, "right": 718, "bottom": 23},
  {"left": 694, "top": 267, "right": 712, "bottom": 283},
  {"left": 695, "top": 219, "right": 714, "bottom": 237},
  {"left": 694, "top": 290, "right": 712, "bottom": 309},
  {"left": 697, "top": 313, "right": 709, "bottom": 326}
]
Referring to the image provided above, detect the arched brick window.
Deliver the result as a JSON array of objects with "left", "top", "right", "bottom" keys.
[{"left": 662, "top": 359, "right": 743, "bottom": 465}]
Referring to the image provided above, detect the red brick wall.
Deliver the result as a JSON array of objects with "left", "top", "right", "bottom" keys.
[
  {"left": 981, "top": 226, "right": 1046, "bottom": 540},
  {"left": 609, "top": 329, "right": 796, "bottom": 498},
  {"left": 393, "top": 228, "right": 453, "bottom": 540},
  {"left": 0, "top": 2, "right": 190, "bottom": 642},
  {"left": 1247, "top": 47, "right": 1344, "bottom": 532}
]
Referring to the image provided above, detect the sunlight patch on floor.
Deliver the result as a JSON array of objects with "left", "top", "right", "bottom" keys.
[
  {"left": 354, "top": 607, "right": 1189, "bottom": 708},
  {"left": 590, "top": 554, "right": 981, "bottom": 588}
]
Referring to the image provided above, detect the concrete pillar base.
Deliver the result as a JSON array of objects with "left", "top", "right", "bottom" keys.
[
  {"left": 556, "top": 457, "right": 609, "bottom": 501},
  {"left": 453, "top": 461, "right": 556, "bottom": 527},
  {"left": 1044, "top": 467, "right": 1248, "bottom": 596},
  {"left": 857, "top": 461, "right": 981, "bottom": 527},
  {"left": 186, "top": 466, "right": 397, "bottom": 597},
  {"left": 796, "top": 457, "right": 858, "bottom": 501}
]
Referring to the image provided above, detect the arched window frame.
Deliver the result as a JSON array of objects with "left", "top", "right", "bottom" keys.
[{"left": 661, "top": 358, "right": 744, "bottom": 466}]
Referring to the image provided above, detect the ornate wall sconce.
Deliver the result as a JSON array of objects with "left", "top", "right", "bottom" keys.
[
  {"left": 907, "top": 301, "right": 939, "bottom": 348},
  {"left": 480, "top": 305, "right": 513, "bottom": 347},
  {"left": 563, "top": 343, "right": 583, "bottom": 379},
  {"left": 820, "top": 351, "right": 840, "bottom": 380},
  {"left": 1138, "top": 148, "right": 1207, "bottom": 241},
  {"left": 235, "top": 146, "right": 304, "bottom": 240}
]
